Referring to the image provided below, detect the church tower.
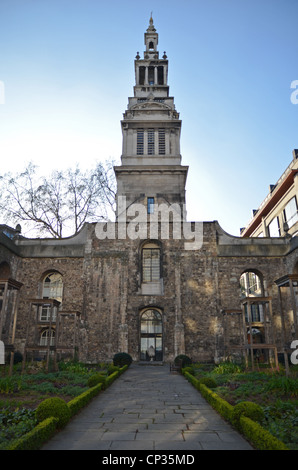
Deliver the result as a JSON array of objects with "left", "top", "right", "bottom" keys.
[{"left": 114, "top": 16, "right": 188, "bottom": 217}]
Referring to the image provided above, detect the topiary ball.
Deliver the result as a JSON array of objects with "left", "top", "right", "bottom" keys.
[
  {"left": 198, "top": 377, "right": 218, "bottom": 389},
  {"left": 113, "top": 352, "right": 132, "bottom": 367},
  {"left": 232, "top": 401, "right": 264, "bottom": 427},
  {"left": 36, "top": 397, "right": 70, "bottom": 429},
  {"left": 174, "top": 354, "right": 192, "bottom": 368},
  {"left": 87, "top": 373, "right": 107, "bottom": 388}
]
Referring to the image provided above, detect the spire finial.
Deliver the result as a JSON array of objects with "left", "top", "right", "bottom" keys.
[{"left": 147, "top": 13, "right": 156, "bottom": 32}]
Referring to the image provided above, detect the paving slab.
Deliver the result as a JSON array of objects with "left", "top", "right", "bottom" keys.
[{"left": 41, "top": 364, "right": 253, "bottom": 451}]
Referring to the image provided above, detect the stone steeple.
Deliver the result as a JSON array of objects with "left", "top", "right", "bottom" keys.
[{"left": 114, "top": 16, "right": 188, "bottom": 216}]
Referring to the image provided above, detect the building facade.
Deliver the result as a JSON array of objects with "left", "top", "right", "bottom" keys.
[
  {"left": 240, "top": 149, "right": 298, "bottom": 239},
  {"left": 0, "top": 18, "right": 297, "bottom": 369}
]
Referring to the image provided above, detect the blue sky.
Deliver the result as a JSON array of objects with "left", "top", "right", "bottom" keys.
[{"left": 0, "top": 0, "right": 297, "bottom": 236}]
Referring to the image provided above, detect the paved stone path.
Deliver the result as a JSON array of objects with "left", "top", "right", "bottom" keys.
[{"left": 42, "top": 364, "right": 253, "bottom": 451}]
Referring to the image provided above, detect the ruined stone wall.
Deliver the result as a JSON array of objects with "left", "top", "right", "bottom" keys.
[{"left": 1, "top": 221, "right": 297, "bottom": 364}]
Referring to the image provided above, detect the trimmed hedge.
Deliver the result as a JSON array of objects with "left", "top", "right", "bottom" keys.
[
  {"left": 4, "top": 364, "right": 129, "bottom": 450},
  {"left": 113, "top": 352, "right": 132, "bottom": 367},
  {"left": 36, "top": 397, "right": 71, "bottom": 429},
  {"left": 199, "top": 383, "right": 234, "bottom": 422},
  {"left": 240, "top": 416, "right": 289, "bottom": 451},
  {"left": 182, "top": 370, "right": 288, "bottom": 450},
  {"left": 67, "top": 382, "right": 103, "bottom": 418},
  {"left": 7, "top": 417, "right": 58, "bottom": 450},
  {"left": 87, "top": 373, "right": 107, "bottom": 389}
]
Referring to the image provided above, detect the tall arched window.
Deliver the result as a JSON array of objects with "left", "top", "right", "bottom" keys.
[
  {"left": 142, "top": 242, "right": 161, "bottom": 282},
  {"left": 240, "top": 271, "right": 264, "bottom": 323},
  {"left": 40, "top": 272, "right": 63, "bottom": 322}
]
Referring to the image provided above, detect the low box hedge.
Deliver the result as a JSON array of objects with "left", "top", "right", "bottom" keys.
[
  {"left": 240, "top": 415, "right": 289, "bottom": 450},
  {"left": 7, "top": 417, "right": 58, "bottom": 450},
  {"left": 4, "top": 363, "right": 129, "bottom": 450},
  {"left": 182, "top": 369, "right": 288, "bottom": 450},
  {"left": 67, "top": 382, "right": 103, "bottom": 418}
]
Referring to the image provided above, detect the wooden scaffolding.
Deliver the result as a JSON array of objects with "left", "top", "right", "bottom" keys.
[
  {"left": 22, "top": 298, "right": 80, "bottom": 372},
  {"left": 0, "top": 278, "right": 23, "bottom": 375},
  {"left": 222, "top": 295, "right": 279, "bottom": 370},
  {"left": 274, "top": 274, "right": 298, "bottom": 376}
]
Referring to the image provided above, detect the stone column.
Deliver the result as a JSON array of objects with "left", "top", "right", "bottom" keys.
[
  {"left": 154, "top": 66, "right": 158, "bottom": 85},
  {"left": 174, "top": 266, "right": 185, "bottom": 357}
]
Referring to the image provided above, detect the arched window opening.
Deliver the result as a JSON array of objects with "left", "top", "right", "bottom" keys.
[
  {"left": 41, "top": 272, "right": 63, "bottom": 322},
  {"left": 240, "top": 271, "right": 263, "bottom": 298},
  {"left": 240, "top": 270, "right": 265, "bottom": 325},
  {"left": 142, "top": 242, "right": 161, "bottom": 282},
  {"left": 149, "top": 41, "right": 154, "bottom": 50},
  {"left": 140, "top": 309, "right": 163, "bottom": 361},
  {"left": 40, "top": 328, "right": 55, "bottom": 347}
]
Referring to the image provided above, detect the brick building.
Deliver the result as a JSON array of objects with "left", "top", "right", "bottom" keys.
[{"left": 0, "top": 17, "right": 297, "bottom": 370}]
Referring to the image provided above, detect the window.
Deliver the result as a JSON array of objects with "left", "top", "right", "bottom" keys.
[
  {"left": 148, "top": 66, "right": 154, "bottom": 85},
  {"left": 158, "top": 128, "right": 165, "bottom": 155},
  {"left": 240, "top": 271, "right": 263, "bottom": 298},
  {"left": 147, "top": 197, "right": 154, "bottom": 214},
  {"left": 284, "top": 197, "right": 298, "bottom": 229},
  {"left": 244, "top": 303, "right": 264, "bottom": 322},
  {"left": 140, "top": 309, "right": 163, "bottom": 362},
  {"left": 40, "top": 329, "right": 55, "bottom": 347},
  {"left": 139, "top": 67, "right": 145, "bottom": 85},
  {"left": 42, "top": 272, "right": 63, "bottom": 300},
  {"left": 142, "top": 242, "right": 161, "bottom": 282},
  {"left": 147, "top": 129, "right": 155, "bottom": 155},
  {"left": 268, "top": 217, "right": 280, "bottom": 237},
  {"left": 157, "top": 66, "right": 164, "bottom": 85},
  {"left": 137, "top": 129, "right": 144, "bottom": 155},
  {"left": 41, "top": 272, "right": 63, "bottom": 322}
]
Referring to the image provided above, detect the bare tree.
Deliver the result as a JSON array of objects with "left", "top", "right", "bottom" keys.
[{"left": 0, "top": 160, "right": 116, "bottom": 238}]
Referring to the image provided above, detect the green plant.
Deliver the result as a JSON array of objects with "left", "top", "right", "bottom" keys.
[
  {"left": 265, "top": 376, "right": 298, "bottom": 397},
  {"left": 113, "top": 352, "right": 132, "bottom": 367},
  {"left": 87, "top": 373, "right": 107, "bottom": 388},
  {"left": 67, "top": 383, "right": 103, "bottom": 418},
  {"left": 108, "top": 364, "right": 120, "bottom": 375},
  {"left": 198, "top": 376, "right": 217, "bottom": 389},
  {"left": 240, "top": 416, "right": 288, "bottom": 450},
  {"left": 7, "top": 417, "right": 58, "bottom": 451},
  {"left": 182, "top": 366, "right": 194, "bottom": 375},
  {"left": 232, "top": 401, "right": 264, "bottom": 428},
  {"left": 36, "top": 397, "right": 70, "bottom": 429},
  {"left": 0, "top": 376, "right": 22, "bottom": 394},
  {"left": 0, "top": 408, "right": 37, "bottom": 449},
  {"left": 213, "top": 361, "right": 242, "bottom": 374},
  {"left": 174, "top": 354, "right": 192, "bottom": 368}
]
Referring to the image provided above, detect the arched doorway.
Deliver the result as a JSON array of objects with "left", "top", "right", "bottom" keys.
[{"left": 140, "top": 309, "right": 163, "bottom": 362}]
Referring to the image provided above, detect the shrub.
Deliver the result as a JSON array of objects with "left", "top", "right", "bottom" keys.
[
  {"left": 240, "top": 416, "right": 288, "bottom": 450},
  {"left": 36, "top": 397, "right": 70, "bottom": 429},
  {"left": 199, "top": 383, "right": 234, "bottom": 421},
  {"left": 213, "top": 361, "right": 242, "bottom": 374},
  {"left": 87, "top": 373, "right": 107, "bottom": 388},
  {"left": 232, "top": 401, "right": 264, "bottom": 428},
  {"left": 198, "top": 377, "right": 217, "bottom": 389},
  {"left": 113, "top": 352, "right": 132, "bottom": 367},
  {"left": 7, "top": 417, "right": 58, "bottom": 451},
  {"left": 67, "top": 383, "right": 103, "bottom": 418},
  {"left": 108, "top": 365, "right": 120, "bottom": 375},
  {"left": 174, "top": 354, "right": 192, "bottom": 368},
  {"left": 182, "top": 366, "right": 194, "bottom": 375}
]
